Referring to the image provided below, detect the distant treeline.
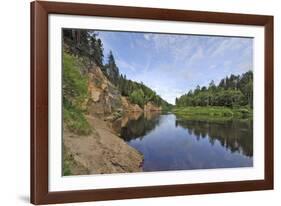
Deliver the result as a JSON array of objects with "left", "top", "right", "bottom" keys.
[
  {"left": 176, "top": 71, "right": 253, "bottom": 108},
  {"left": 63, "top": 29, "right": 172, "bottom": 109}
]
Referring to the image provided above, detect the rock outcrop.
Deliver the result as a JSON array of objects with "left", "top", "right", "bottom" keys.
[
  {"left": 64, "top": 64, "right": 144, "bottom": 175},
  {"left": 87, "top": 65, "right": 122, "bottom": 116},
  {"left": 87, "top": 65, "right": 162, "bottom": 116},
  {"left": 144, "top": 102, "right": 162, "bottom": 112},
  {"left": 121, "top": 97, "right": 143, "bottom": 112}
]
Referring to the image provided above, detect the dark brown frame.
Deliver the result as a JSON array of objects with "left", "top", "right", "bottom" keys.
[{"left": 31, "top": 1, "right": 274, "bottom": 204}]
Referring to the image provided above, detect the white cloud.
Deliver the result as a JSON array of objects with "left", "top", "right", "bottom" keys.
[
  {"left": 187, "top": 47, "right": 204, "bottom": 64},
  {"left": 207, "top": 38, "right": 251, "bottom": 57},
  {"left": 99, "top": 31, "right": 253, "bottom": 104},
  {"left": 209, "top": 64, "right": 217, "bottom": 69},
  {"left": 116, "top": 58, "right": 136, "bottom": 72},
  {"left": 143, "top": 33, "right": 152, "bottom": 40}
]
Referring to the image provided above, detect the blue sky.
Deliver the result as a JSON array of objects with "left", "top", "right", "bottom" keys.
[{"left": 97, "top": 31, "right": 253, "bottom": 105}]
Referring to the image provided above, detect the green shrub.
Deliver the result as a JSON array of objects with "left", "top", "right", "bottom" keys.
[
  {"left": 129, "top": 89, "right": 145, "bottom": 108},
  {"left": 63, "top": 52, "right": 91, "bottom": 135},
  {"left": 173, "top": 106, "right": 252, "bottom": 120},
  {"left": 63, "top": 160, "right": 72, "bottom": 176},
  {"left": 63, "top": 52, "right": 88, "bottom": 107},
  {"left": 64, "top": 102, "right": 91, "bottom": 135}
]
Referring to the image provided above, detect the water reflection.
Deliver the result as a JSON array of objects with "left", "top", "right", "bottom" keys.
[
  {"left": 113, "top": 111, "right": 161, "bottom": 141},
  {"left": 116, "top": 112, "right": 253, "bottom": 171},
  {"left": 175, "top": 118, "right": 253, "bottom": 157}
]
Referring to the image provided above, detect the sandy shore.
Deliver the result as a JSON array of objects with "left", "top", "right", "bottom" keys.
[{"left": 63, "top": 115, "right": 143, "bottom": 175}]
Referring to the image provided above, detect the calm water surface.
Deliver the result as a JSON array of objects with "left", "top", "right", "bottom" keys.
[{"left": 118, "top": 112, "right": 253, "bottom": 172}]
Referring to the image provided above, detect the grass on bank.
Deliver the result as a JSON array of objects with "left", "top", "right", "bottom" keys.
[
  {"left": 173, "top": 106, "right": 252, "bottom": 120},
  {"left": 63, "top": 52, "right": 91, "bottom": 135},
  {"left": 63, "top": 145, "right": 90, "bottom": 176},
  {"left": 63, "top": 103, "right": 92, "bottom": 135},
  {"left": 63, "top": 151, "right": 72, "bottom": 176}
]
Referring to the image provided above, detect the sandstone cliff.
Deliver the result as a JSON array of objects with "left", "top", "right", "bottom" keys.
[
  {"left": 87, "top": 65, "right": 122, "bottom": 116},
  {"left": 144, "top": 101, "right": 162, "bottom": 112},
  {"left": 87, "top": 65, "right": 161, "bottom": 116},
  {"left": 64, "top": 64, "right": 144, "bottom": 175},
  {"left": 63, "top": 63, "right": 161, "bottom": 175}
]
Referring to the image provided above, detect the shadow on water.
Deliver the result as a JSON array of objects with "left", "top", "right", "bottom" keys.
[{"left": 116, "top": 111, "right": 253, "bottom": 171}]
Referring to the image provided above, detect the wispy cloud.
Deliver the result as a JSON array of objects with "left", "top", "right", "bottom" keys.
[
  {"left": 116, "top": 58, "right": 136, "bottom": 72},
  {"left": 97, "top": 31, "right": 253, "bottom": 103}
]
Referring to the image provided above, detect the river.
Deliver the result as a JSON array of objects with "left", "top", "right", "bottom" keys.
[{"left": 117, "top": 112, "right": 253, "bottom": 172}]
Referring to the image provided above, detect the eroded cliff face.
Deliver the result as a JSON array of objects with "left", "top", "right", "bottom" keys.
[
  {"left": 144, "top": 102, "right": 162, "bottom": 112},
  {"left": 87, "top": 65, "right": 122, "bottom": 116},
  {"left": 86, "top": 65, "right": 161, "bottom": 116},
  {"left": 63, "top": 63, "right": 161, "bottom": 175},
  {"left": 121, "top": 96, "right": 142, "bottom": 112},
  {"left": 64, "top": 63, "right": 144, "bottom": 175}
]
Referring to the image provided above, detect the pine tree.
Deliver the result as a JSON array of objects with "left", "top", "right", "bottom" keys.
[
  {"left": 94, "top": 39, "right": 104, "bottom": 67},
  {"left": 104, "top": 51, "right": 119, "bottom": 84}
]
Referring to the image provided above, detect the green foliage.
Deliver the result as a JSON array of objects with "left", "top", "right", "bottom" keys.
[
  {"left": 63, "top": 145, "right": 73, "bottom": 176},
  {"left": 63, "top": 29, "right": 172, "bottom": 110},
  {"left": 63, "top": 52, "right": 88, "bottom": 107},
  {"left": 129, "top": 89, "right": 145, "bottom": 108},
  {"left": 176, "top": 71, "right": 253, "bottom": 108},
  {"left": 173, "top": 106, "right": 252, "bottom": 120},
  {"left": 63, "top": 102, "right": 91, "bottom": 135},
  {"left": 118, "top": 75, "right": 172, "bottom": 109},
  {"left": 91, "top": 37, "right": 104, "bottom": 67},
  {"left": 63, "top": 157, "right": 72, "bottom": 176},
  {"left": 104, "top": 51, "right": 120, "bottom": 84},
  {"left": 63, "top": 145, "right": 90, "bottom": 176},
  {"left": 63, "top": 29, "right": 104, "bottom": 68},
  {"left": 63, "top": 52, "right": 91, "bottom": 135},
  {"left": 174, "top": 107, "right": 233, "bottom": 117}
]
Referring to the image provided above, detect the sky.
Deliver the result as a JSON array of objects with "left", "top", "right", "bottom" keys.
[{"left": 97, "top": 30, "right": 253, "bottom": 105}]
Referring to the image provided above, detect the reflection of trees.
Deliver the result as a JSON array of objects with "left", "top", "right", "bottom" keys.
[
  {"left": 175, "top": 117, "right": 253, "bottom": 157},
  {"left": 116, "top": 111, "right": 161, "bottom": 141}
]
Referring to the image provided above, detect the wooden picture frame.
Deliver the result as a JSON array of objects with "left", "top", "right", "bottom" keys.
[{"left": 31, "top": 1, "right": 274, "bottom": 204}]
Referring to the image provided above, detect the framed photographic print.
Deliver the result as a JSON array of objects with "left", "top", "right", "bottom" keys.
[{"left": 30, "top": 1, "right": 274, "bottom": 204}]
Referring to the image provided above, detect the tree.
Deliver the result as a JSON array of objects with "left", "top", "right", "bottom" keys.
[
  {"left": 63, "top": 29, "right": 172, "bottom": 110},
  {"left": 176, "top": 71, "right": 253, "bottom": 108},
  {"left": 209, "top": 80, "right": 216, "bottom": 91},
  {"left": 129, "top": 89, "right": 145, "bottom": 108},
  {"left": 94, "top": 39, "right": 104, "bottom": 67},
  {"left": 104, "top": 51, "right": 119, "bottom": 84},
  {"left": 194, "top": 85, "right": 201, "bottom": 95},
  {"left": 88, "top": 34, "right": 97, "bottom": 66},
  {"left": 201, "top": 86, "right": 207, "bottom": 92}
]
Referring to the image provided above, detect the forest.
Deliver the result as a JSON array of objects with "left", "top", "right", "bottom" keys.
[
  {"left": 63, "top": 29, "right": 171, "bottom": 111},
  {"left": 62, "top": 29, "right": 254, "bottom": 176},
  {"left": 174, "top": 71, "right": 253, "bottom": 118},
  {"left": 176, "top": 71, "right": 253, "bottom": 108},
  {"left": 63, "top": 29, "right": 253, "bottom": 123}
]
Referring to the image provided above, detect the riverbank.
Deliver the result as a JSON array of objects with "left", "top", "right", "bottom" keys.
[
  {"left": 173, "top": 106, "right": 252, "bottom": 120},
  {"left": 63, "top": 115, "right": 143, "bottom": 175}
]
